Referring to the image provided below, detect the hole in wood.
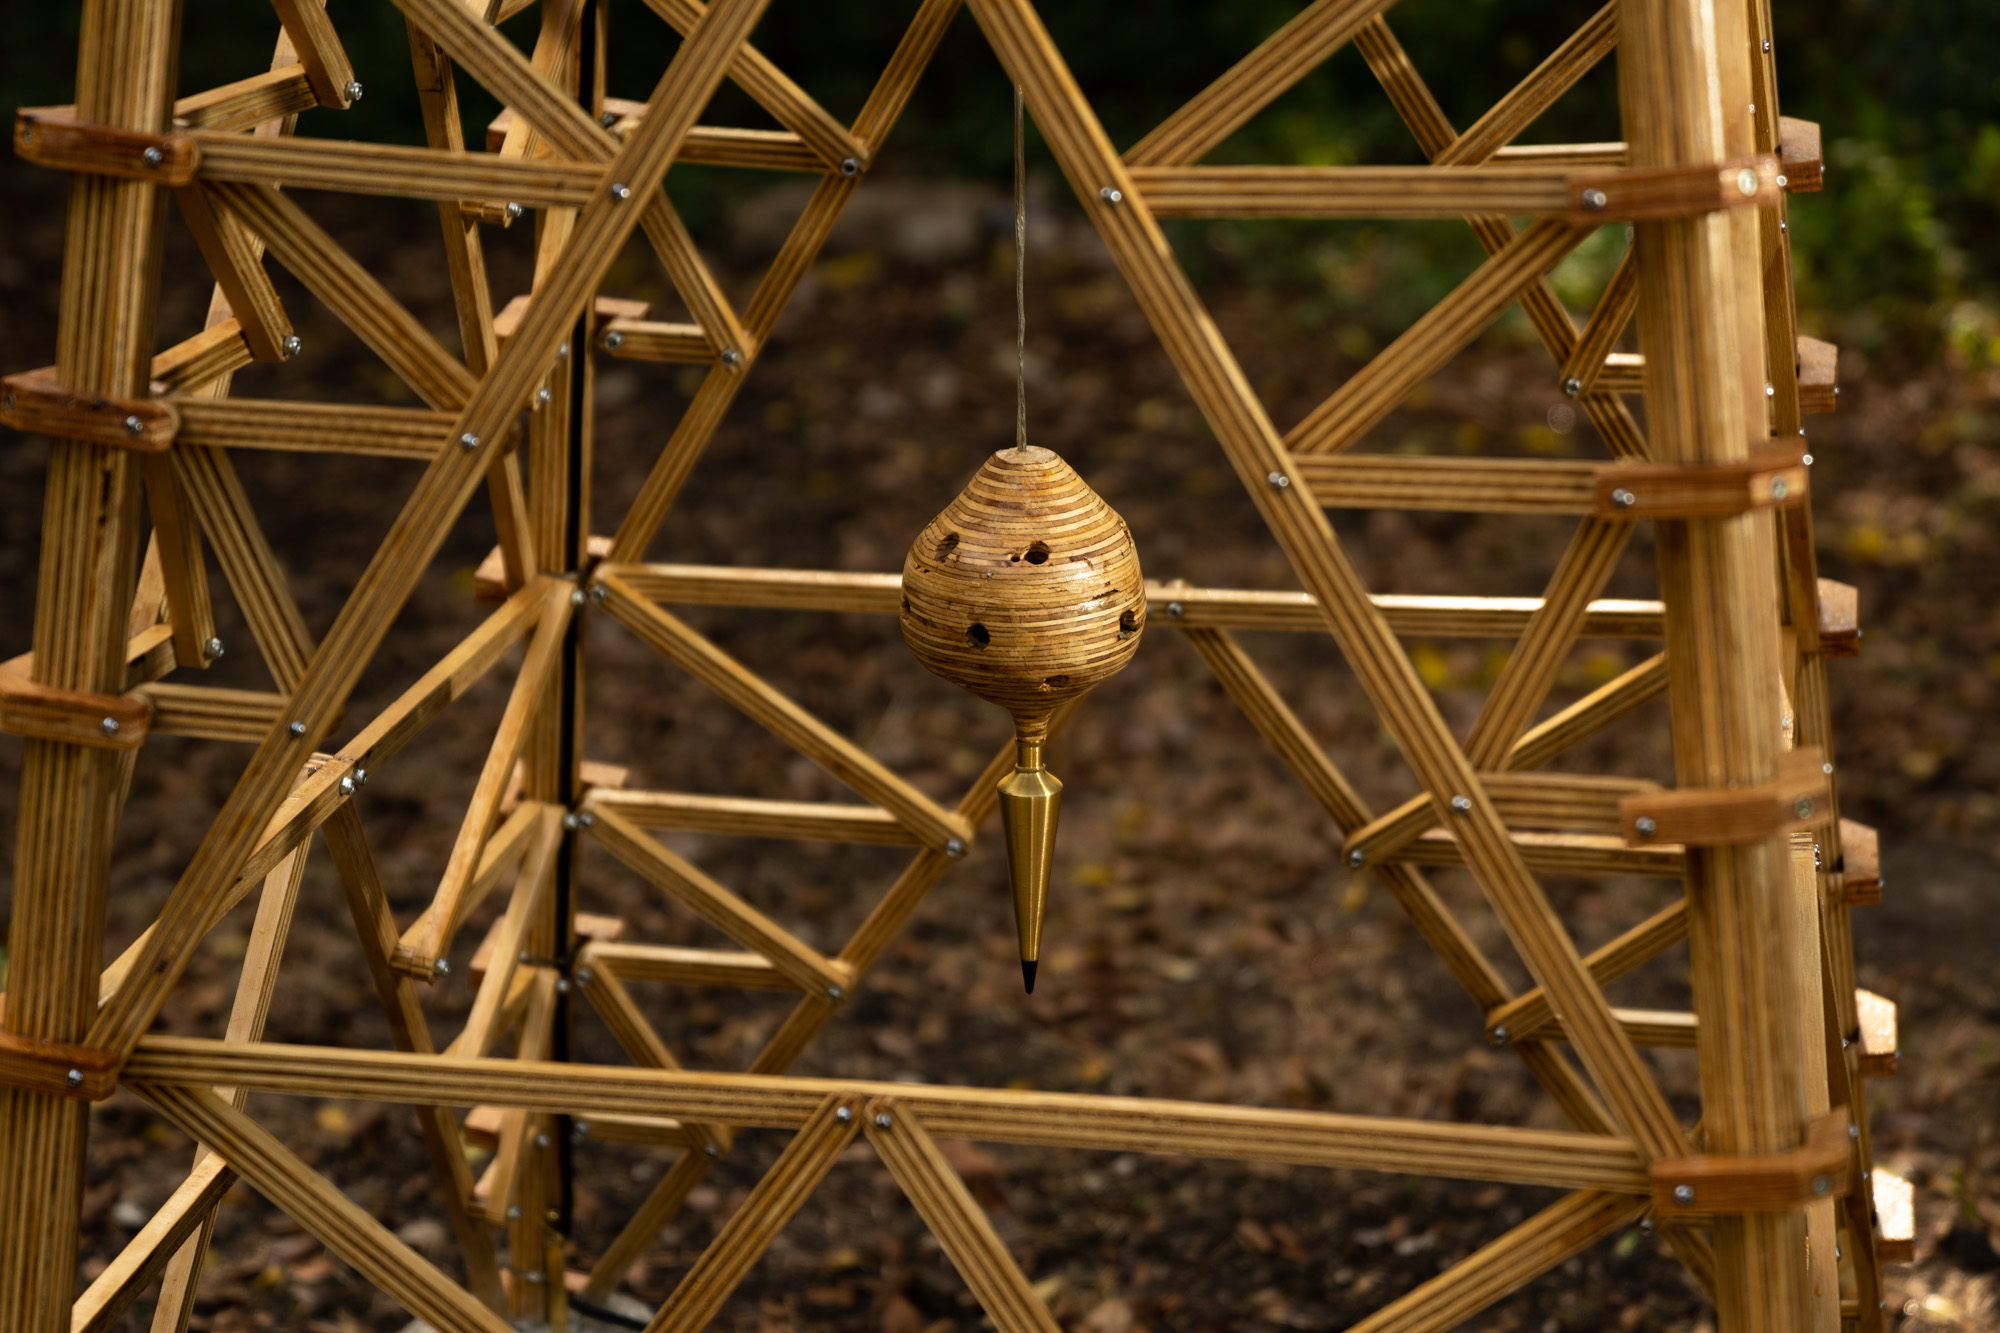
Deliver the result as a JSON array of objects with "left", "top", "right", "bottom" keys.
[
  {"left": 1040, "top": 673, "right": 1070, "bottom": 690},
  {"left": 936, "top": 533, "right": 959, "bottom": 561},
  {"left": 1025, "top": 542, "right": 1050, "bottom": 564},
  {"left": 966, "top": 623, "right": 990, "bottom": 648},
  {"left": 1118, "top": 609, "right": 1138, "bottom": 637}
]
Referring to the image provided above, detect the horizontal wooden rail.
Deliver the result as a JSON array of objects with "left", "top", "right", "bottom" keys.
[
  {"left": 489, "top": 103, "right": 824, "bottom": 172},
  {"left": 586, "top": 789, "right": 918, "bottom": 845},
  {"left": 172, "top": 397, "right": 451, "bottom": 458}
]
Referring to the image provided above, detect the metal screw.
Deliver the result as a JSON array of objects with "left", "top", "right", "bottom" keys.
[
  {"left": 1770, "top": 477, "right": 1788, "bottom": 500},
  {"left": 1811, "top": 1174, "right": 1830, "bottom": 1196},
  {"left": 1779, "top": 220, "right": 1787, "bottom": 233},
  {"left": 339, "top": 775, "right": 356, "bottom": 796},
  {"left": 435, "top": 959, "right": 450, "bottom": 976},
  {"left": 588, "top": 583, "right": 607, "bottom": 603},
  {"left": 604, "top": 331, "right": 625, "bottom": 351},
  {"left": 1736, "top": 167, "right": 1759, "bottom": 197},
  {"left": 1775, "top": 174, "right": 1788, "bottom": 189},
  {"left": 1634, "top": 815, "right": 1658, "bottom": 838},
  {"left": 704, "top": 1144, "right": 720, "bottom": 1158},
  {"left": 1639, "top": 1217, "right": 1655, "bottom": 1235},
  {"left": 355, "top": 768, "right": 368, "bottom": 786},
  {"left": 505, "top": 202, "right": 523, "bottom": 221},
  {"left": 1099, "top": 186, "right": 1123, "bottom": 204},
  {"left": 1489, "top": 1025, "right": 1511, "bottom": 1046},
  {"left": 1449, "top": 794, "right": 1472, "bottom": 814},
  {"left": 1347, "top": 848, "right": 1365, "bottom": 868},
  {"left": 1166, "top": 600, "right": 1185, "bottom": 619},
  {"left": 283, "top": 335, "right": 302, "bottom": 357},
  {"left": 459, "top": 432, "right": 479, "bottom": 451},
  {"left": 555, "top": 977, "right": 570, "bottom": 994},
  {"left": 1765, "top": 382, "right": 1776, "bottom": 398},
  {"left": 574, "top": 1120, "right": 590, "bottom": 1138},
  {"left": 1793, "top": 796, "right": 1814, "bottom": 819},
  {"left": 344, "top": 80, "right": 363, "bottom": 103},
  {"left": 839, "top": 157, "right": 860, "bottom": 177},
  {"left": 1802, "top": 453, "right": 1813, "bottom": 465},
  {"left": 123, "top": 415, "right": 144, "bottom": 435},
  {"left": 1762, "top": 38, "right": 1771, "bottom": 52},
  {"left": 1672, "top": 1184, "right": 1694, "bottom": 1205},
  {"left": 576, "top": 967, "right": 594, "bottom": 986},
  {"left": 66, "top": 1069, "right": 83, "bottom": 1088},
  {"left": 720, "top": 348, "right": 743, "bottom": 369},
  {"left": 944, "top": 837, "right": 966, "bottom": 859},
  {"left": 506, "top": 1205, "right": 521, "bottom": 1220},
  {"left": 826, "top": 984, "right": 845, "bottom": 1001},
  {"left": 874, "top": 1112, "right": 892, "bottom": 1129},
  {"left": 206, "top": 636, "right": 225, "bottom": 659},
  {"left": 535, "top": 1132, "right": 551, "bottom": 1149},
  {"left": 557, "top": 341, "right": 570, "bottom": 360},
  {"left": 608, "top": 182, "right": 632, "bottom": 202},
  {"left": 1580, "top": 187, "right": 1608, "bottom": 211},
  {"left": 601, "top": 110, "right": 620, "bottom": 128},
  {"left": 835, "top": 1106, "right": 853, "bottom": 1123},
  {"left": 1562, "top": 376, "right": 1582, "bottom": 396},
  {"left": 1848, "top": 1122, "right": 1859, "bottom": 1140},
  {"left": 535, "top": 386, "right": 552, "bottom": 406},
  {"left": 570, "top": 588, "right": 586, "bottom": 606},
  {"left": 99, "top": 717, "right": 120, "bottom": 737},
  {"left": 578, "top": 811, "right": 595, "bottom": 828},
  {"left": 142, "top": 146, "right": 165, "bottom": 167},
  {"left": 1266, "top": 471, "right": 1290, "bottom": 490},
  {"left": 288, "top": 720, "right": 306, "bottom": 738},
  {"left": 523, "top": 1270, "right": 545, "bottom": 1285},
  {"left": 1610, "top": 487, "right": 1636, "bottom": 509},
  {"left": 564, "top": 812, "right": 580, "bottom": 830}
]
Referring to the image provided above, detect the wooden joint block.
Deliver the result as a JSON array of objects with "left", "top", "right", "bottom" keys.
[
  {"left": 475, "top": 534, "right": 614, "bottom": 603},
  {"left": 1566, "top": 154, "right": 1781, "bottom": 223},
  {"left": 2, "top": 367, "right": 179, "bottom": 451},
  {"left": 0, "top": 663, "right": 151, "bottom": 749},
  {"left": 1855, "top": 988, "right": 1899, "bottom": 1077},
  {"left": 13, "top": 109, "right": 198, "bottom": 185},
  {"left": 1620, "top": 746, "right": 1832, "bottom": 846},
  {"left": 469, "top": 909, "right": 625, "bottom": 984},
  {"left": 0, "top": 1031, "right": 121, "bottom": 1101},
  {"left": 1872, "top": 1168, "right": 1915, "bottom": 1264},
  {"left": 1797, "top": 334, "right": 1839, "bottom": 413},
  {"left": 1593, "top": 446, "right": 1807, "bottom": 519},
  {"left": 1778, "top": 117, "right": 1824, "bottom": 192},
  {"left": 1816, "top": 578, "right": 1859, "bottom": 657},
  {"left": 1651, "top": 1106, "right": 1853, "bottom": 1216},
  {"left": 1836, "top": 818, "right": 1881, "bottom": 906},
  {"left": 493, "top": 295, "right": 652, "bottom": 351}
]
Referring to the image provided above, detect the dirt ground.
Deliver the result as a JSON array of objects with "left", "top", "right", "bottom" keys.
[{"left": 1, "top": 158, "right": 1997, "bottom": 1333}]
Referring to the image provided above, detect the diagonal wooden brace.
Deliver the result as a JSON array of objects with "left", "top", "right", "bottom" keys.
[
  {"left": 13, "top": 109, "right": 199, "bottom": 184},
  {"left": 1594, "top": 446, "right": 1807, "bottom": 518},
  {"left": 0, "top": 1031, "right": 120, "bottom": 1101},
  {"left": 1650, "top": 1106, "right": 1853, "bottom": 1216},
  {"left": 1566, "top": 154, "right": 1781, "bottom": 222},
  {"left": 2, "top": 368, "right": 179, "bottom": 451},
  {"left": 1620, "top": 746, "right": 1832, "bottom": 846}
]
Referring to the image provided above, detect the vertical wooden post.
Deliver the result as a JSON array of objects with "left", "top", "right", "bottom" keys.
[
  {"left": 1619, "top": 0, "right": 1814, "bottom": 1326},
  {"left": 0, "top": 1, "right": 181, "bottom": 1329}
]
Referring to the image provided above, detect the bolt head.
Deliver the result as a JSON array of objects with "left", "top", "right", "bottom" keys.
[
  {"left": 535, "top": 1132, "right": 551, "bottom": 1149},
  {"left": 1166, "top": 600, "right": 1185, "bottom": 618},
  {"left": 283, "top": 335, "right": 302, "bottom": 357},
  {"left": 826, "top": 984, "right": 845, "bottom": 1001},
  {"left": 339, "top": 775, "right": 356, "bottom": 795},
  {"left": 65, "top": 1068, "right": 83, "bottom": 1088},
  {"left": 557, "top": 341, "right": 570, "bottom": 360},
  {"left": 535, "top": 386, "right": 552, "bottom": 406},
  {"left": 576, "top": 968, "right": 593, "bottom": 986},
  {"left": 355, "top": 768, "right": 368, "bottom": 786},
  {"left": 570, "top": 588, "right": 586, "bottom": 607},
  {"left": 344, "top": 80, "right": 363, "bottom": 102},
  {"left": 1634, "top": 815, "right": 1658, "bottom": 838},
  {"left": 1346, "top": 848, "right": 1365, "bottom": 868},
  {"left": 206, "top": 636, "right": 225, "bottom": 658},
  {"left": 123, "top": 414, "right": 144, "bottom": 434},
  {"left": 1581, "top": 187, "right": 1608, "bottom": 211},
  {"left": 555, "top": 977, "right": 570, "bottom": 994},
  {"left": 835, "top": 1106, "right": 853, "bottom": 1123},
  {"left": 874, "top": 1112, "right": 892, "bottom": 1129},
  {"left": 609, "top": 182, "right": 632, "bottom": 201},
  {"left": 1099, "top": 186, "right": 1123, "bottom": 204},
  {"left": 1763, "top": 38, "right": 1772, "bottom": 51},
  {"left": 564, "top": 812, "right": 581, "bottom": 830},
  {"left": 1780, "top": 220, "right": 1787, "bottom": 233},
  {"left": 142, "top": 146, "right": 165, "bottom": 167},
  {"left": 1811, "top": 1174, "right": 1830, "bottom": 1196},
  {"left": 720, "top": 348, "right": 743, "bottom": 369},
  {"left": 704, "top": 1143, "right": 720, "bottom": 1158},
  {"left": 459, "top": 432, "right": 479, "bottom": 451},
  {"left": 579, "top": 811, "right": 595, "bottom": 828},
  {"left": 574, "top": 1120, "right": 590, "bottom": 1137},
  {"left": 944, "top": 837, "right": 966, "bottom": 859},
  {"left": 1562, "top": 376, "right": 1583, "bottom": 396},
  {"left": 601, "top": 110, "right": 621, "bottom": 128},
  {"left": 1449, "top": 794, "right": 1472, "bottom": 814},
  {"left": 434, "top": 959, "right": 450, "bottom": 976},
  {"left": 99, "top": 716, "right": 120, "bottom": 736},
  {"left": 588, "top": 583, "right": 607, "bottom": 603},
  {"left": 1489, "top": 1025, "right": 1511, "bottom": 1046},
  {"left": 1770, "top": 477, "right": 1788, "bottom": 500},
  {"left": 1736, "top": 167, "right": 1760, "bottom": 197},
  {"left": 1610, "top": 487, "right": 1637, "bottom": 509},
  {"left": 288, "top": 720, "right": 306, "bottom": 738},
  {"left": 1775, "top": 174, "right": 1788, "bottom": 189},
  {"left": 1266, "top": 471, "right": 1290, "bottom": 490},
  {"left": 840, "top": 157, "right": 860, "bottom": 177},
  {"left": 504, "top": 202, "right": 523, "bottom": 221},
  {"left": 506, "top": 1205, "right": 521, "bottom": 1220},
  {"left": 1672, "top": 1184, "right": 1694, "bottom": 1204},
  {"left": 604, "top": 331, "right": 625, "bottom": 351},
  {"left": 1793, "top": 796, "right": 1814, "bottom": 819}
]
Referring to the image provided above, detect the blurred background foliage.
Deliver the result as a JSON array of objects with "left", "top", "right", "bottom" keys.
[{"left": 3, "top": 0, "right": 1994, "bottom": 366}]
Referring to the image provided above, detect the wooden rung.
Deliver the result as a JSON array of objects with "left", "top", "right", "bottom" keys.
[
  {"left": 1289, "top": 455, "right": 1601, "bottom": 515},
  {"left": 151, "top": 321, "right": 255, "bottom": 394},
  {"left": 587, "top": 790, "right": 920, "bottom": 846},
  {"left": 1798, "top": 334, "right": 1840, "bottom": 414},
  {"left": 12, "top": 109, "right": 198, "bottom": 184},
  {"left": 601, "top": 318, "right": 716, "bottom": 364},
  {"left": 0, "top": 1032, "right": 120, "bottom": 1101},
  {"left": 1595, "top": 448, "right": 1808, "bottom": 518},
  {"left": 1493, "top": 142, "right": 1627, "bottom": 167},
  {"left": 1566, "top": 155, "right": 1782, "bottom": 221},
  {"left": 132, "top": 683, "right": 287, "bottom": 742},
  {"left": 0, "top": 664, "right": 149, "bottom": 750},
  {"left": 1592, "top": 351, "right": 1646, "bottom": 393},
  {"left": 2, "top": 367, "right": 178, "bottom": 451},
  {"left": 1396, "top": 828, "right": 1685, "bottom": 880},
  {"left": 1837, "top": 818, "right": 1880, "bottom": 906},
  {"left": 173, "top": 66, "right": 318, "bottom": 132},
  {"left": 1872, "top": 1168, "right": 1915, "bottom": 1264},
  {"left": 487, "top": 103, "right": 822, "bottom": 172},
  {"left": 469, "top": 911, "right": 625, "bottom": 985},
  {"left": 1778, "top": 116, "right": 1824, "bottom": 192},
  {"left": 1620, "top": 747, "right": 1832, "bottom": 846},
  {"left": 580, "top": 940, "right": 794, "bottom": 991},
  {"left": 1855, "top": 988, "right": 1899, "bottom": 1077},
  {"left": 573, "top": 1113, "right": 696, "bottom": 1147},
  {"left": 493, "top": 294, "right": 650, "bottom": 351},
  {"left": 1651, "top": 1107, "right": 1853, "bottom": 1216},
  {"left": 1816, "top": 578, "right": 1859, "bottom": 658},
  {"left": 1516, "top": 1007, "right": 1697, "bottom": 1049}
]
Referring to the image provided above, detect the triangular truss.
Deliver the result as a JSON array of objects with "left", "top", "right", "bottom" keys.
[{"left": 2, "top": 0, "right": 1900, "bottom": 1329}]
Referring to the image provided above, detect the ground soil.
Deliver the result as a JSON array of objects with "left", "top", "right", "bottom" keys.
[{"left": 1, "top": 162, "right": 1996, "bottom": 1333}]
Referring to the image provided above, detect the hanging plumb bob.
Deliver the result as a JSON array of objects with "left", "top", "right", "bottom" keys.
[{"left": 900, "top": 445, "right": 1146, "bottom": 990}]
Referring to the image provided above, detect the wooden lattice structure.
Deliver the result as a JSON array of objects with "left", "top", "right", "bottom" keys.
[{"left": 0, "top": 0, "right": 1916, "bottom": 1327}]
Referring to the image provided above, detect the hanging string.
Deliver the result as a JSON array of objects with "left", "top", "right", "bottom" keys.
[{"left": 1014, "top": 83, "right": 1028, "bottom": 455}]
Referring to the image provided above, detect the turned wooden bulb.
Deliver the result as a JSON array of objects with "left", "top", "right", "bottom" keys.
[{"left": 900, "top": 445, "right": 1145, "bottom": 989}]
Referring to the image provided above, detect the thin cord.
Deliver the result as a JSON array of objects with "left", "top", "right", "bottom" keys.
[{"left": 1014, "top": 83, "right": 1028, "bottom": 455}]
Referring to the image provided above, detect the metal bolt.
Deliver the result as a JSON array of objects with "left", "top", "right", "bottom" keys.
[
  {"left": 608, "top": 182, "right": 632, "bottom": 202},
  {"left": 344, "top": 80, "right": 363, "bottom": 103},
  {"left": 574, "top": 1120, "right": 590, "bottom": 1138},
  {"left": 588, "top": 582, "right": 607, "bottom": 603},
  {"left": 459, "top": 432, "right": 479, "bottom": 451},
  {"left": 1489, "top": 1025, "right": 1511, "bottom": 1046},
  {"left": 288, "top": 720, "right": 306, "bottom": 738},
  {"left": 1813, "top": 842, "right": 1822, "bottom": 869},
  {"left": 1801, "top": 453, "right": 1813, "bottom": 466},
  {"left": 206, "top": 636, "right": 225, "bottom": 659},
  {"left": 720, "top": 348, "right": 743, "bottom": 369},
  {"left": 564, "top": 812, "right": 580, "bottom": 830},
  {"left": 874, "top": 1112, "right": 892, "bottom": 1129},
  {"left": 1736, "top": 167, "right": 1759, "bottom": 197},
  {"left": 826, "top": 984, "right": 844, "bottom": 1001},
  {"left": 284, "top": 335, "right": 302, "bottom": 357},
  {"left": 555, "top": 977, "right": 570, "bottom": 994},
  {"left": 1580, "top": 187, "right": 1608, "bottom": 211},
  {"left": 1266, "top": 471, "right": 1290, "bottom": 491},
  {"left": 1634, "top": 816, "right": 1658, "bottom": 838},
  {"left": 1775, "top": 174, "right": 1788, "bottom": 189},
  {"left": 1765, "top": 382, "right": 1776, "bottom": 398},
  {"left": 435, "top": 959, "right": 449, "bottom": 976},
  {"left": 1347, "top": 848, "right": 1365, "bottom": 868},
  {"left": 1811, "top": 1174, "right": 1830, "bottom": 1196},
  {"left": 99, "top": 717, "right": 120, "bottom": 737},
  {"left": 1639, "top": 1217, "right": 1655, "bottom": 1235},
  {"left": 1779, "top": 220, "right": 1787, "bottom": 233},
  {"left": 1166, "top": 600, "right": 1185, "bottom": 619},
  {"left": 519, "top": 951, "right": 532, "bottom": 963},
  {"left": 1610, "top": 487, "right": 1637, "bottom": 509},
  {"left": 1793, "top": 796, "right": 1814, "bottom": 819},
  {"left": 142, "top": 146, "right": 165, "bottom": 167},
  {"left": 557, "top": 341, "right": 570, "bottom": 360},
  {"left": 535, "top": 1132, "right": 551, "bottom": 1149},
  {"left": 1672, "top": 1184, "right": 1694, "bottom": 1205},
  {"left": 506, "top": 1205, "right": 521, "bottom": 1220},
  {"left": 1770, "top": 477, "right": 1788, "bottom": 500},
  {"left": 604, "top": 330, "right": 625, "bottom": 351},
  {"left": 1449, "top": 794, "right": 1472, "bottom": 814},
  {"left": 523, "top": 1270, "right": 545, "bottom": 1285},
  {"left": 570, "top": 588, "right": 586, "bottom": 607},
  {"left": 1099, "top": 186, "right": 1123, "bottom": 204},
  {"left": 355, "top": 768, "right": 368, "bottom": 786},
  {"left": 835, "top": 1106, "right": 853, "bottom": 1123},
  {"left": 1848, "top": 1122, "right": 1859, "bottom": 1140},
  {"left": 576, "top": 967, "right": 593, "bottom": 986},
  {"left": 505, "top": 202, "right": 523, "bottom": 221},
  {"left": 535, "top": 386, "right": 552, "bottom": 406},
  {"left": 123, "top": 415, "right": 144, "bottom": 435},
  {"left": 339, "top": 775, "right": 356, "bottom": 796},
  {"left": 19, "top": 125, "right": 31, "bottom": 143},
  {"left": 1763, "top": 38, "right": 1771, "bottom": 52},
  {"left": 1562, "top": 376, "right": 1583, "bottom": 397},
  {"left": 944, "top": 837, "right": 966, "bottom": 859},
  {"left": 704, "top": 1144, "right": 720, "bottom": 1158},
  {"left": 601, "top": 110, "right": 621, "bottom": 128},
  {"left": 839, "top": 157, "right": 860, "bottom": 177},
  {"left": 66, "top": 1069, "right": 83, "bottom": 1088}
]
